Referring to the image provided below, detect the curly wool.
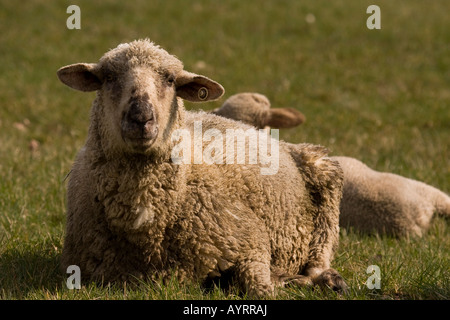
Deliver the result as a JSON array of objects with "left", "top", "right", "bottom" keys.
[
  {"left": 335, "top": 156, "right": 450, "bottom": 237},
  {"left": 59, "top": 39, "right": 345, "bottom": 296}
]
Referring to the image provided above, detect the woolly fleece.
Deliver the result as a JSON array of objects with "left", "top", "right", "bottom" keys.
[{"left": 58, "top": 39, "right": 346, "bottom": 297}]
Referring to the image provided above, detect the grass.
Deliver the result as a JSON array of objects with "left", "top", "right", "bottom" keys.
[{"left": 0, "top": 0, "right": 449, "bottom": 300}]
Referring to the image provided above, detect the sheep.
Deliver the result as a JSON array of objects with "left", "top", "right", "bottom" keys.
[
  {"left": 211, "top": 93, "right": 450, "bottom": 237},
  {"left": 57, "top": 39, "right": 347, "bottom": 297},
  {"left": 211, "top": 92, "right": 305, "bottom": 131},
  {"left": 334, "top": 156, "right": 450, "bottom": 237}
]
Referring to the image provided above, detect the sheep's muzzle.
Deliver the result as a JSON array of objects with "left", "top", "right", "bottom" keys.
[{"left": 121, "top": 95, "right": 158, "bottom": 152}]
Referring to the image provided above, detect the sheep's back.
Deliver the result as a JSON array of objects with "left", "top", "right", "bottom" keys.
[{"left": 183, "top": 112, "right": 316, "bottom": 273}]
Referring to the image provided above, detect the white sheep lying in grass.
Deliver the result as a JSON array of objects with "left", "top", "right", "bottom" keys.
[
  {"left": 213, "top": 93, "right": 450, "bottom": 237},
  {"left": 57, "top": 39, "right": 347, "bottom": 297},
  {"left": 334, "top": 156, "right": 450, "bottom": 237}
]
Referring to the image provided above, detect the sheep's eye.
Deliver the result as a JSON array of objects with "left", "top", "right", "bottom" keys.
[{"left": 166, "top": 74, "right": 175, "bottom": 86}]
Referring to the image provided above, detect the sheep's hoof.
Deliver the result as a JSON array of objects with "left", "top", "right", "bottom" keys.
[{"left": 314, "top": 268, "right": 348, "bottom": 293}]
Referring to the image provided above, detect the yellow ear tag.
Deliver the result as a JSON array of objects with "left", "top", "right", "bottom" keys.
[{"left": 198, "top": 87, "right": 209, "bottom": 100}]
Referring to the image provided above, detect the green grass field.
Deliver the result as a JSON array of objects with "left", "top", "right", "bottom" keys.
[{"left": 0, "top": 0, "right": 449, "bottom": 300}]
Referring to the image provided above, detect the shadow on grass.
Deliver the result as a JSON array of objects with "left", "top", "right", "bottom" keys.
[{"left": 0, "top": 246, "right": 64, "bottom": 299}]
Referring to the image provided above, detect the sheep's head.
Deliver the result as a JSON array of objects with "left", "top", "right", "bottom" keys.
[
  {"left": 57, "top": 39, "right": 224, "bottom": 157},
  {"left": 212, "top": 93, "right": 305, "bottom": 130}
]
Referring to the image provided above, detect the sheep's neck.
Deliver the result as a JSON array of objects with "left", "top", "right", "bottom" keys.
[
  {"left": 85, "top": 99, "right": 188, "bottom": 252},
  {"left": 93, "top": 155, "right": 186, "bottom": 249}
]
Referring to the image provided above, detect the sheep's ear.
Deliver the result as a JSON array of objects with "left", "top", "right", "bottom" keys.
[
  {"left": 175, "top": 71, "right": 225, "bottom": 102},
  {"left": 264, "top": 108, "right": 306, "bottom": 128},
  {"left": 57, "top": 63, "right": 102, "bottom": 92}
]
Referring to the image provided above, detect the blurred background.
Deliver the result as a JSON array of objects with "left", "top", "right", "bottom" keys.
[{"left": 0, "top": 0, "right": 448, "bottom": 299}]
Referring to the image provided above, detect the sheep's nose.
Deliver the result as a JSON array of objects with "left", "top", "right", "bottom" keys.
[{"left": 127, "top": 101, "right": 154, "bottom": 125}]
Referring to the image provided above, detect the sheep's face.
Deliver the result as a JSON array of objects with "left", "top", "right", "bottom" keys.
[
  {"left": 57, "top": 39, "right": 224, "bottom": 156},
  {"left": 99, "top": 64, "right": 174, "bottom": 154}
]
